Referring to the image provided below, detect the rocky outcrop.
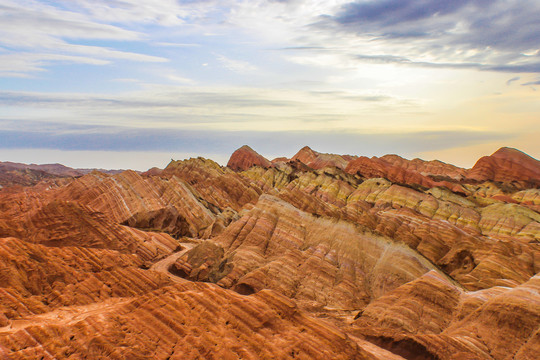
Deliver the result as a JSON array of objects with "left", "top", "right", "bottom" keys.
[
  {"left": 291, "top": 146, "right": 353, "bottom": 169},
  {"left": 0, "top": 164, "right": 65, "bottom": 188},
  {"left": 227, "top": 145, "right": 272, "bottom": 171},
  {"left": 468, "top": 147, "right": 540, "bottom": 186},
  {"left": 172, "top": 195, "right": 448, "bottom": 311},
  {"left": 59, "top": 169, "right": 220, "bottom": 238},
  {"left": 164, "top": 157, "right": 263, "bottom": 212},
  {"left": 380, "top": 154, "right": 467, "bottom": 181},
  {"left": 345, "top": 156, "right": 465, "bottom": 193},
  {"left": 353, "top": 271, "right": 462, "bottom": 336},
  {"left": 352, "top": 272, "right": 540, "bottom": 360}
]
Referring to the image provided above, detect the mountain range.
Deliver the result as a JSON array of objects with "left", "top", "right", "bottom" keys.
[{"left": 0, "top": 146, "right": 538, "bottom": 359}]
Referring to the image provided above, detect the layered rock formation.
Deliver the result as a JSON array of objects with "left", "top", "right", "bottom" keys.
[
  {"left": 379, "top": 155, "right": 467, "bottom": 181},
  {"left": 1, "top": 282, "right": 370, "bottom": 360},
  {"left": 227, "top": 145, "right": 272, "bottom": 171},
  {"left": 172, "top": 195, "right": 447, "bottom": 312},
  {"left": 291, "top": 146, "right": 355, "bottom": 170},
  {"left": 468, "top": 147, "right": 540, "bottom": 186},
  {"left": 0, "top": 145, "right": 538, "bottom": 359},
  {"left": 351, "top": 271, "right": 540, "bottom": 360}
]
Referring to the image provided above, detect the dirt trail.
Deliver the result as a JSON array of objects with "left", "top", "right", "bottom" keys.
[{"left": 150, "top": 242, "right": 195, "bottom": 282}]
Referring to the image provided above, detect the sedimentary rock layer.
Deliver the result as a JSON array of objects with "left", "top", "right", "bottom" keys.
[
  {"left": 0, "top": 282, "right": 370, "bottom": 360},
  {"left": 0, "top": 145, "right": 538, "bottom": 360},
  {"left": 468, "top": 147, "right": 540, "bottom": 186},
  {"left": 227, "top": 145, "right": 272, "bottom": 171}
]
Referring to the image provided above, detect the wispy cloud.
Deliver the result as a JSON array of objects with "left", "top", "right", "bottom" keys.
[
  {"left": 56, "top": 0, "right": 215, "bottom": 26},
  {"left": 506, "top": 76, "right": 520, "bottom": 86},
  {"left": 4, "top": 0, "right": 539, "bottom": 79},
  {"left": 0, "top": 53, "right": 109, "bottom": 78},
  {"left": 215, "top": 54, "right": 258, "bottom": 73},
  {"left": 0, "top": 0, "right": 212, "bottom": 77},
  {"left": 520, "top": 77, "right": 540, "bottom": 86},
  {"left": 0, "top": 87, "right": 419, "bottom": 132}
]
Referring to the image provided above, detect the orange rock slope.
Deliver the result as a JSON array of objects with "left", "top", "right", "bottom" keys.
[
  {"left": 468, "top": 147, "right": 540, "bottom": 186},
  {"left": 0, "top": 145, "right": 538, "bottom": 360},
  {"left": 227, "top": 145, "right": 272, "bottom": 171}
]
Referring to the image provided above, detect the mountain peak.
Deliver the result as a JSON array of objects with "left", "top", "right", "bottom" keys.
[
  {"left": 238, "top": 144, "right": 256, "bottom": 152},
  {"left": 492, "top": 147, "right": 539, "bottom": 163},
  {"left": 299, "top": 145, "right": 315, "bottom": 152},
  {"left": 469, "top": 147, "right": 540, "bottom": 184},
  {"left": 296, "top": 146, "right": 319, "bottom": 157},
  {"left": 291, "top": 146, "right": 352, "bottom": 170},
  {"left": 227, "top": 145, "right": 271, "bottom": 171},
  {"left": 291, "top": 146, "right": 318, "bottom": 163}
]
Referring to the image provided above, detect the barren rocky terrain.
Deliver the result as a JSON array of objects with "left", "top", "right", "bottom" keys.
[{"left": 0, "top": 146, "right": 538, "bottom": 359}]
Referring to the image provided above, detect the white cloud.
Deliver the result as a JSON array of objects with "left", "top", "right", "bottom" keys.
[
  {"left": 55, "top": 0, "right": 217, "bottom": 26},
  {"left": 0, "top": 53, "right": 110, "bottom": 78},
  {"left": 215, "top": 54, "right": 257, "bottom": 73},
  {"left": 0, "top": 0, "right": 184, "bottom": 77},
  {"left": 0, "top": 1, "right": 142, "bottom": 45}
]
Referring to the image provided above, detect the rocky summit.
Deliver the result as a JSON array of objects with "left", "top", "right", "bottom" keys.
[{"left": 0, "top": 146, "right": 539, "bottom": 360}]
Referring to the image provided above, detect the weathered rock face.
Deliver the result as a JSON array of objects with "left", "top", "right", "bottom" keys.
[
  {"left": 58, "top": 169, "right": 225, "bottom": 238},
  {"left": 352, "top": 272, "right": 540, "bottom": 360},
  {"left": 0, "top": 146, "right": 538, "bottom": 360},
  {"left": 468, "top": 147, "right": 540, "bottom": 186},
  {"left": 380, "top": 154, "right": 467, "bottom": 181},
  {"left": 163, "top": 157, "right": 263, "bottom": 212},
  {"left": 345, "top": 156, "right": 466, "bottom": 194},
  {"left": 291, "top": 146, "right": 353, "bottom": 169},
  {"left": 173, "top": 195, "right": 445, "bottom": 312},
  {"left": 0, "top": 282, "right": 370, "bottom": 360},
  {"left": 0, "top": 236, "right": 171, "bottom": 320},
  {"left": 227, "top": 145, "right": 272, "bottom": 171}
]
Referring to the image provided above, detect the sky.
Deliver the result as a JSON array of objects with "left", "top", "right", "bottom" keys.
[{"left": 1, "top": 0, "right": 539, "bottom": 170}]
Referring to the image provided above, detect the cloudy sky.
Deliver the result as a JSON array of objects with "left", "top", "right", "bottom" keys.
[{"left": 1, "top": 0, "right": 539, "bottom": 170}]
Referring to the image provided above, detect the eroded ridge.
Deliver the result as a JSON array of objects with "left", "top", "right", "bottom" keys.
[{"left": 0, "top": 146, "right": 538, "bottom": 359}]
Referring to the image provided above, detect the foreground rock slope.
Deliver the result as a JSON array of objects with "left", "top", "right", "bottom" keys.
[{"left": 0, "top": 145, "right": 538, "bottom": 359}]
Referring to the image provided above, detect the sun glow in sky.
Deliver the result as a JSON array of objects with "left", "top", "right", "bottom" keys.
[{"left": 1, "top": 0, "right": 539, "bottom": 170}]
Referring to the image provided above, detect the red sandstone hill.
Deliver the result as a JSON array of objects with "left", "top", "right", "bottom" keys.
[
  {"left": 227, "top": 145, "right": 539, "bottom": 192},
  {"left": 468, "top": 147, "right": 540, "bottom": 185},
  {"left": 0, "top": 146, "right": 538, "bottom": 359},
  {"left": 227, "top": 145, "right": 272, "bottom": 171},
  {"left": 291, "top": 146, "right": 354, "bottom": 169}
]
